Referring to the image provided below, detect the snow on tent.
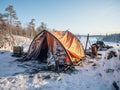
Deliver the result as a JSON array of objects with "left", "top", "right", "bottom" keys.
[{"left": 23, "top": 30, "right": 85, "bottom": 70}]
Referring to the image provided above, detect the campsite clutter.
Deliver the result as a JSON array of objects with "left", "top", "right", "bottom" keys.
[
  {"left": 84, "top": 34, "right": 115, "bottom": 60},
  {"left": 13, "top": 30, "right": 119, "bottom": 73}
]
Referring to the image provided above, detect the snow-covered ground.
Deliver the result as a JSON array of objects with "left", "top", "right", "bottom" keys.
[{"left": 0, "top": 36, "right": 120, "bottom": 90}]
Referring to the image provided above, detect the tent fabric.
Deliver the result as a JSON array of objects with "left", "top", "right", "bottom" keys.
[{"left": 26, "top": 30, "right": 85, "bottom": 65}]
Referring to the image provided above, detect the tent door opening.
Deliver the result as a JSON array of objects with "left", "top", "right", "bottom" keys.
[{"left": 38, "top": 37, "right": 48, "bottom": 63}]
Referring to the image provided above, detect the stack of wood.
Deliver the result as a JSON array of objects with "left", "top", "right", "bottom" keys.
[{"left": 91, "top": 45, "right": 98, "bottom": 58}]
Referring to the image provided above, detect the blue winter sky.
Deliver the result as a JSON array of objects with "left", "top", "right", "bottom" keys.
[{"left": 0, "top": 0, "right": 120, "bottom": 35}]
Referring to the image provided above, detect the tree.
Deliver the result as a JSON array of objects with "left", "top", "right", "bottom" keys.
[
  {"left": 0, "top": 13, "right": 7, "bottom": 37},
  {"left": 0, "top": 13, "right": 8, "bottom": 48},
  {"left": 27, "top": 19, "right": 36, "bottom": 38},
  {"left": 0, "top": 5, "right": 18, "bottom": 49},
  {"left": 0, "top": 14, "right": 6, "bottom": 32},
  {"left": 5, "top": 5, "right": 18, "bottom": 24},
  {"left": 37, "top": 22, "right": 47, "bottom": 33},
  {"left": 14, "top": 21, "right": 22, "bottom": 35},
  {"left": 5, "top": 5, "right": 18, "bottom": 35}
]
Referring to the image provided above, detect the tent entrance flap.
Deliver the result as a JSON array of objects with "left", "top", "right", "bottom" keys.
[{"left": 37, "top": 37, "right": 48, "bottom": 63}]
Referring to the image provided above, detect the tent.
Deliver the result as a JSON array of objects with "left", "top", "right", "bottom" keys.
[{"left": 24, "top": 30, "right": 85, "bottom": 68}]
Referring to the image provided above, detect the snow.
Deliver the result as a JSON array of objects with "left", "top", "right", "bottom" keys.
[{"left": 0, "top": 36, "right": 120, "bottom": 90}]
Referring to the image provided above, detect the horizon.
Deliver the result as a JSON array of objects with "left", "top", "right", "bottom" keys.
[{"left": 0, "top": 0, "right": 120, "bottom": 35}]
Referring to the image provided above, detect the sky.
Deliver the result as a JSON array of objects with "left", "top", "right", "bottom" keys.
[{"left": 0, "top": 0, "right": 120, "bottom": 35}]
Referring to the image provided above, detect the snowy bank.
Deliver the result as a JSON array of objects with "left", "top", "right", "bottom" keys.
[{"left": 0, "top": 36, "right": 120, "bottom": 90}]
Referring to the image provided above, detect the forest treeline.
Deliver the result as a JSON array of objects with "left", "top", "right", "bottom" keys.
[
  {"left": 89, "top": 34, "right": 120, "bottom": 43},
  {"left": 0, "top": 5, "right": 47, "bottom": 38},
  {"left": 0, "top": 5, "right": 48, "bottom": 48},
  {"left": 102, "top": 33, "right": 120, "bottom": 43}
]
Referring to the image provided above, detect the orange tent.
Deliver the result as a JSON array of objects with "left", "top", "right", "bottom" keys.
[{"left": 25, "top": 30, "right": 85, "bottom": 66}]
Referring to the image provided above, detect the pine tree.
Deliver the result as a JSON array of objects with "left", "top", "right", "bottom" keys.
[
  {"left": 37, "top": 22, "right": 47, "bottom": 33},
  {"left": 5, "top": 5, "right": 18, "bottom": 35}
]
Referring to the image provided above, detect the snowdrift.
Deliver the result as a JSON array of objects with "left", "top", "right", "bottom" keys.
[{"left": 0, "top": 36, "right": 120, "bottom": 90}]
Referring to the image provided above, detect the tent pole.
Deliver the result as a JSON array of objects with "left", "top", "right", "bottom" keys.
[{"left": 84, "top": 33, "right": 89, "bottom": 54}]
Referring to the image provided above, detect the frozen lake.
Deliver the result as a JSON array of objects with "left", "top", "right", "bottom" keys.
[{"left": 79, "top": 36, "right": 120, "bottom": 49}]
